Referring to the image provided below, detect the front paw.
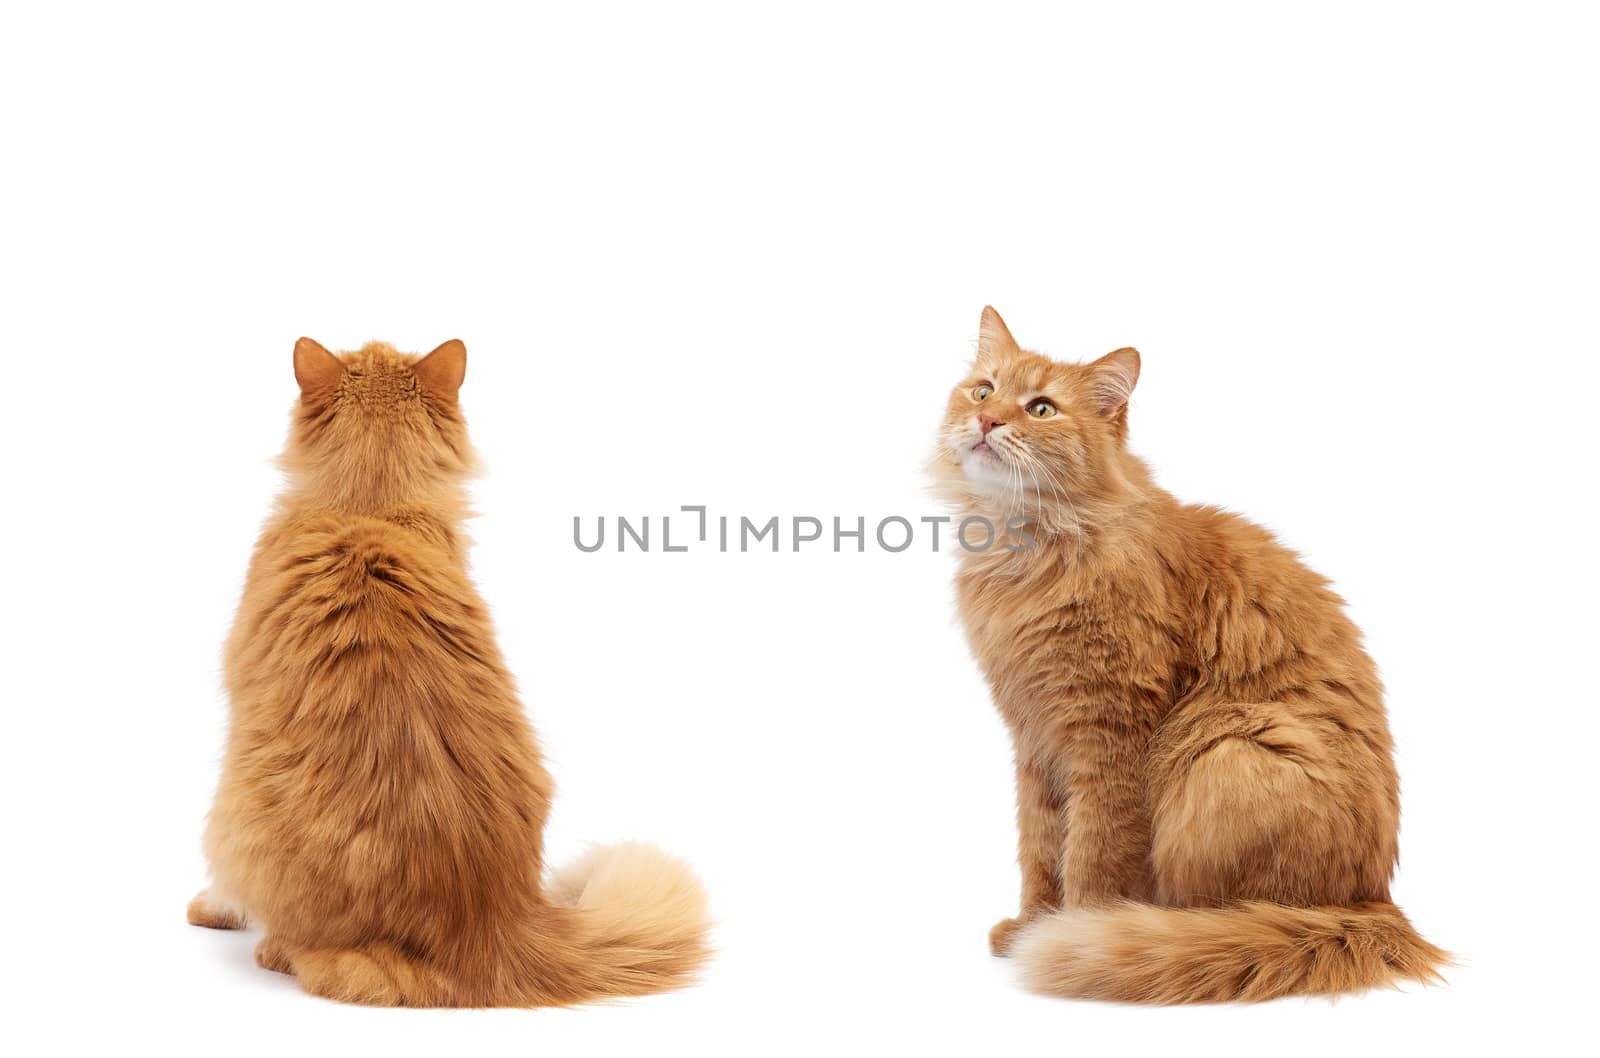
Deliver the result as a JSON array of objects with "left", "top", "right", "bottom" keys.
[
  {"left": 989, "top": 916, "right": 1026, "bottom": 956},
  {"left": 187, "top": 889, "right": 246, "bottom": 930}
]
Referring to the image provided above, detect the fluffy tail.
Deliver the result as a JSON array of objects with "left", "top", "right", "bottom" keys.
[
  {"left": 543, "top": 841, "right": 712, "bottom": 998},
  {"left": 1011, "top": 900, "right": 1448, "bottom": 1003}
]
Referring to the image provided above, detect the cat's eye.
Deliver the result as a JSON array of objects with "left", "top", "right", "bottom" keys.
[
  {"left": 973, "top": 383, "right": 994, "bottom": 401},
  {"left": 1026, "top": 399, "right": 1058, "bottom": 419}
]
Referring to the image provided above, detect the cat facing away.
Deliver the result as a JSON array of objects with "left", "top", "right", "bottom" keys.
[
  {"left": 188, "top": 338, "right": 709, "bottom": 1006},
  {"left": 932, "top": 308, "right": 1446, "bottom": 1003}
]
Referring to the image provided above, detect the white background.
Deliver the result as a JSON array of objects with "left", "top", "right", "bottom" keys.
[{"left": 3, "top": 2, "right": 1596, "bottom": 1054}]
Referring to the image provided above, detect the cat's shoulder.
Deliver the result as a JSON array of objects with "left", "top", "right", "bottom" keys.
[
  {"left": 255, "top": 508, "right": 455, "bottom": 583},
  {"left": 260, "top": 507, "right": 398, "bottom": 546}
]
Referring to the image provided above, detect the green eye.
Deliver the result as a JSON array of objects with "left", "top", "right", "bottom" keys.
[
  {"left": 973, "top": 383, "right": 994, "bottom": 401},
  {"left": 1027, "top": 399, "right": 1058, "bottom": 419}
]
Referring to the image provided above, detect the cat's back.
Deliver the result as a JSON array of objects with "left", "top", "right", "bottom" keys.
[
  {"left": 225, "top": 507, "right": 504, "bottom": 709},
  {"left": 1171, "top": 501, "right": 1348, "bottom": 620},
  {"left": 209, "top": 505, "right": 549, "bottom": 933},
  {"left": 1169, "top": 500, "right": 1378, "bottom": 696}
]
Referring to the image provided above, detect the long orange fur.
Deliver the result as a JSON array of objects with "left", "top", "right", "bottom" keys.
[
  {"left": 933, "top": 308, "right": 1447, "bottom": 1003},
  {"left": 188, "top": 338, "right": 710, "bottom": 1006}
]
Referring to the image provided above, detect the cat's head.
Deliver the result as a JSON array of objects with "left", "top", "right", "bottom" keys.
[
  {"left": 283, "top": 338, "right": 476, "bottom": 510},
  {"left": 932, "top": 307, "right": 1145, "bottom": 533}
]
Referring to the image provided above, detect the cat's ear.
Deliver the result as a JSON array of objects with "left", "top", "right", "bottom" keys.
[
  {"left": 293, "top": 337, "right": 344, "bottom": 395},
  {"left": 978, "top": 305, "right": 1019, "bottom": 358},
  {"left": 414, "top": 339, "right": 467, "bottom": 399},
  {"left": 1088, "top": 347, "right": 1141, "bottom": 416}
]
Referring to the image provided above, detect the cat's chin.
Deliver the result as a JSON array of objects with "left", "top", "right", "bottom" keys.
[{"left": 959, "top": 445, "right": 1013, "bottom": 488}]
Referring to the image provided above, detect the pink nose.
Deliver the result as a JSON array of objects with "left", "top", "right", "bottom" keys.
[{"left": 980, "top": 415, "right": 1003, "bottom": 436}]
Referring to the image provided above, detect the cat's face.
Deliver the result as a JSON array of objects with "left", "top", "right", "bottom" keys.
[
  {"left": 285, "top": 338, "right": 475, "bottom": 509},
  {"left": 934, "top": 308, "right": 1139, "bottom": 519}
]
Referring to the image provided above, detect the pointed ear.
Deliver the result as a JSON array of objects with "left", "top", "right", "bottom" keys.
[
  {"left": 414, "top": 339, "right": 466, "bottom": 399},
  {"left": 1089, "top": 347, "right": 1140, "bottom": 415},
  {"left": 293, "top": 337, "right": 344, "bottom": 394},
  {"left": 978, "top": 305, "right": 1019, "bottom": 358}
]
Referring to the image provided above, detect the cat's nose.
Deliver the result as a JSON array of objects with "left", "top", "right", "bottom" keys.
[{"left": 979, "top": 415, "right": 1003, "bottom": 435}]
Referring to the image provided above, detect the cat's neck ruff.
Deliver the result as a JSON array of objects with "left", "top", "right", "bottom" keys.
[
  {"left": 279, "top": 477, "right": 470, "bottom": 527},
  {"left": 953, "top": 486, "right": 1168, "bottom": 585}
]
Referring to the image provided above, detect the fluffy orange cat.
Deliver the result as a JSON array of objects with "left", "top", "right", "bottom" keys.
[
  {"left": 933, "top": 308, "right": 1446, "bottom": 1003},
  {"left": 188, "top": 338, "right": 710, "bottom": 1006}
]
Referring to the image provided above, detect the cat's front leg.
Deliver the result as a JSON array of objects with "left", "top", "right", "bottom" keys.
[
  {"left": 991, "top": 751, "right": 1065, "bottom": 955},
  {"left": 1058, "top": 725, "right": 1151, "bottom": 907}
]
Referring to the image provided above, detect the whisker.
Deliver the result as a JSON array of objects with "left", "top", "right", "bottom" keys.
[{"left": 1012, "top": 443, "right": 1085, "bottom": 549}]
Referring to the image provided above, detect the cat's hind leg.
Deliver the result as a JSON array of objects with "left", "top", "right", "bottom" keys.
[
  {"left": 1149, "top": 705, "right": 1394, "bottom": 907},
  {"left": 186, "top": 887, "right": 247, "bottom": 930}
]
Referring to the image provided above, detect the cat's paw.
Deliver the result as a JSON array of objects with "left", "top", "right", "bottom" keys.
[
  {"left": 255, "top": 936, "right": 295, "bottom": 975},
  {"left": 187, "top": 889, "right": 246, "bottom": 930},
  {"left": 291, "top": 948, "right": 406, "bottom": 1006},
  {"left": 989, "top": 916, "right": 1027, "bottom": 956}
]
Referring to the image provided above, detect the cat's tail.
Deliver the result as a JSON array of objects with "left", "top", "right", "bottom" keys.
[
  {"left": 540, "top": 842, "right": 712, "bottom": 999},
  {"left": 1010, "top": 900, "right": 1448, "bottom": 1003}
]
